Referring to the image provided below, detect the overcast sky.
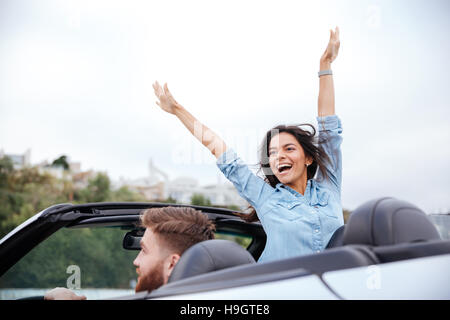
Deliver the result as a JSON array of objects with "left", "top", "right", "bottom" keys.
[{"left": 1, "top": 0, "right": 449, "bottom": 213}]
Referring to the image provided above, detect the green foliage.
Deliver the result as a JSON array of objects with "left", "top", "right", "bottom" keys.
[
  {"left": 190, "top": 193, "right": 211, "bottom": 206},
  {"left": 74, "top": 172, "right": 111, "bottom": 203},
  {"left": 226, "top": 204, "right": 241, "bottom": 211},
  {"left": 0, "top": 164, "right": 67, "bottom": 238},
  {"left": 51, "top": 155, "right": 69, "bottom": 171},
  {"left": 215, "top": 232, "right": 252, "bottom": 249},
  {"left": 108, "top": 186, "right": 147, "bottom": 202},
  {"left": 0, "top": 227, "right": 137, "bottom": 289},
  {"left": 0, "top": 163, "right": 149, "bottom": 289},
  {"left": 0, "top": 162, "right": 254, "bottom": 289},
  {"left": 0, "top": 164, "right": 149, "bottom": 242},
  {"left": 0, "top": 156, "right": 14, "bottom": 189},
  {"left": 158, "top": 196, "right": 177, "bottom": 204}
]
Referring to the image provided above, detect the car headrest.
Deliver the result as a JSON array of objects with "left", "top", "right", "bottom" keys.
[
  {"left": 168, "top": 239, "right": 256, "bottom": 283},
  {"left": 342, "top": 197, "right": 441, "bottom": 246}
]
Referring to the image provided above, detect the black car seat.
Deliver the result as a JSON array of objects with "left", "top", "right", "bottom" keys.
[
  {"left": 325, "top": 225, "right": 345, "bottom": 249},
  {"left": 168, "top": 239, "right": 256, "bottom": 283},
  {"left": 341, "top": 197, "right": 441, "bottom": 246},
  {"left": 332, "top": 197, "right": 450, "bottom": 263},
  {"left": 326, "top": 196, "right": 441, "bottom": 249}
]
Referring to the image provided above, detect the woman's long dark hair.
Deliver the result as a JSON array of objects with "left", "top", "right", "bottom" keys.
[{"left": 234, "top": 123, "right": 331, "bottom": 222}]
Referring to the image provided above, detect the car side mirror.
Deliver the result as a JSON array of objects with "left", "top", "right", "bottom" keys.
[{"left": 123, "top": 228, "right": 144, "bottom": 250}]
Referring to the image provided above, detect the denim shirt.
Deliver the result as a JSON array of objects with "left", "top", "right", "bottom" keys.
[{"left": 217, "top": 115, "right": 344, "bottom": 263}]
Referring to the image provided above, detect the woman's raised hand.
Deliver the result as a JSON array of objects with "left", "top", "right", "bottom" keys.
[
  {"left": 321, "top": 26, "right": 340, "bottom": 64},
  {"left": 152, "top": 81, "right": 227, "bottom": 158},
  {"left": 153, "top": 81, "right": 180, "bottom": 115}
]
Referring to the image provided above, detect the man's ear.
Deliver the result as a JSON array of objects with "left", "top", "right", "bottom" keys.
[{"left": 163, "top": 253, "right": 181, "bottom": 282}]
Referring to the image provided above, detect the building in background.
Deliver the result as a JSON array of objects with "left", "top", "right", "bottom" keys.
[
  {"left": 0, "top": 149, "right": 95, "bottom": 189},
  {"left": 0, "top": 149, "right": 31, "bottom": 169},
  {"left": 1, "top": 149, "right": 249, "bottom": 209},
  {"left": 117, "top": 158, "right": 249, "bottom": 209}
]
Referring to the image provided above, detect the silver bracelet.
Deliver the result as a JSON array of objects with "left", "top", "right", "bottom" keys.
[{"left": 318, "top": 69, "right": 333, "bottom": 77}]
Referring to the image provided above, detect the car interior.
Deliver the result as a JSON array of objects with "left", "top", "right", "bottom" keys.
[
  {"left": 138, "top": 197, "right": 450, "bottom": 299},
  {"left": 3, "top": 197, "right": 449, "bottom": 300}
]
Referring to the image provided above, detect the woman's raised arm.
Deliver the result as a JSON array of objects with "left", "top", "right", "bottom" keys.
[
  {"left": 318, "top": 26, "right": 340, "bottom": 117},
  {"left": 152, "top": 82, "right": 228, "bottom": 159}
]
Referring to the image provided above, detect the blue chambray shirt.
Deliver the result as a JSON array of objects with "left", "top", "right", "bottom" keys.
[{"left": 217, "top": 115, "right": 344, "bottom": 263}]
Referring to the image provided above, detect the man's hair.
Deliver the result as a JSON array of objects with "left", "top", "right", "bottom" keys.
[{"left": 140, "top": 206, "right": 215, "bottom": 255}]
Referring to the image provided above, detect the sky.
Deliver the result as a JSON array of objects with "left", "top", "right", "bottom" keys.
[{"left": 0, "top": 0, "right": 449, "bottom": 213}]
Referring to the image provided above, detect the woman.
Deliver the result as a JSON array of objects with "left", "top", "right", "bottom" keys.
[{"left": 152, "top": 27, "right": 343, "bottom": 263}]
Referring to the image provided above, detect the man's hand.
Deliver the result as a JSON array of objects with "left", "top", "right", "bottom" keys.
[
  {"left": 320, "top": 26, "right": 340, "bottom": 64},
  {"left": 44, "top": 287, "right": 87, "bottom": 300},
  {"left": 153, "top": 81, "right": 181, "bottom": 115}
]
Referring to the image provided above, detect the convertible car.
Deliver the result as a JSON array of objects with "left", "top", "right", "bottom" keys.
[{"left": 0, "top": 197, "right": 449, "bottom": 300}]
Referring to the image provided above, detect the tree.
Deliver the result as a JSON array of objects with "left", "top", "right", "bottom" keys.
[
  {"left": 75, "top": 173, "right": 111, "bottom": 203},
  {"left": 0, "top": 156, "right": 15, "bottom": 225},
  {"left": 190, "top": 193, "right": 212, "bottom": 206},
  {"left": 159, "top": 196, "right": 177, "bottom": 204},
  {"left": 226, "top": 204, "right": 241, "bottom": 211},
  {"left": 0, "top": 156, "right": 14, "bottom": 188},
  {"left": 0, "top": 162, "right": 157, "bottom": 289},
  {"left": 108, "top": 186, "right": 147, "bottom": 202},
  {"left": 51, "top": 155, "right": 70, "bottom": 171},
  {"left": 0, "top": 165, "right": 68, "bottom": 238}
]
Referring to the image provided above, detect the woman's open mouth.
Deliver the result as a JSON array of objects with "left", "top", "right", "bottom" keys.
[{"left": 277, "top": 163, "right": 293, "bottom": 175}]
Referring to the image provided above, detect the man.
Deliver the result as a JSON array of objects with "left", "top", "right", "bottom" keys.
[{"left": 45, "top": 206, "right": 216, "bottom": 300}]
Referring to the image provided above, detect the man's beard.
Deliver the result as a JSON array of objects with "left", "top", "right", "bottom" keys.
[{"left": 135, "top": 260, "right": 165, "bottom": 293}]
